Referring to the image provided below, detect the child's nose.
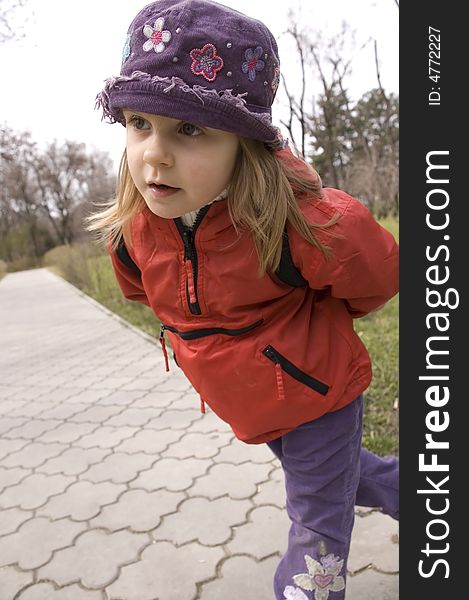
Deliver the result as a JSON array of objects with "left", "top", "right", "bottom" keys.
[{"left": 143, "top": 135, "right": 174, "bottom": 167}]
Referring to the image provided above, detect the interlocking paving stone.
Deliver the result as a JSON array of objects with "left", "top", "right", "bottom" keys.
[
  {"left": 106, "top": 541, "right": 224, "bottom": 600},
  {"left": 229, "top": 506, "right": 290, "bottom": 558},
  {"left": 0, "top": 466, "right": 31, "bottom": 492},
  {"left": 153, "top": 497, "right": 251, "bottom": 545},
  {"left": 131, "top": 457, "right": 209, "bottom": 492},
  {"left": 34, "top": 388, "right": 86, "bottom": 403},
  {"left": 38, "top": 529, "right": 149, "bottom": 588},
  {"left": 199, "top": 555, "right": 278, "bottom": 599},
  {"left": 90, "top": 488, "right": 185, "bottom": 532},
  {"left": 348, "top": 512, "right": 399, "bottom": 574},
  {"left": 214, "top": 438, "right": 275, "bottom": 464},
  {"left": 36, "top": 447, "right": 110, "bottom": 476},
  {"left": 89, "top": 377, "right": 138, "bottom": 390},
  {"left": 167, "top": 392, "right": 202, "bottom": 411},
  {"left": 0, "top": 472, "right": 75, "bottom": 510},
  {"left": 121, "top": 377, "right": 167, "bottom": 391},
  {"left": 84, "top": 452, "right": 156, "bottom": 484},
  {"left": 346, "top": 567, "right": 399, "bottom": 599},
  {"left": 163, "top": 431, "right": 233, "bottom": 459},
  {"left": 76, "top": 426, "right": 141, "bottom": 449},
  {"left": 115, "top": 428, "right": 183, "bottom": 455},
  {"left": 151, "top": 375, "right": 193, "bottom": 393},
  {"left": 1, "top": 442, "right": 68, "bottom": 469},
  {"left": 187, "top": 409, "right": 231, "bottom": 434},
  {"left": 0, "top": 439, "right": 29, "bottom": 461},
  {"left": 98, "top": 389, "right": 147, "bottom": 407},
  {"left": 0, "top": 566, "right": 33, "bottom": 600},
  {"left": 2, "top": 417, "right": 52, "bottom": 439},
  {"left": 0, "top": 398, "right": 28, "bottom": 418},
  {"left": 146, "top": 409, "right": 203, "bottom": 431},
  {"left": 17, "top": 582, "right": 103, "bottom": 599},
  {"left": 56, "top": 389, "right": 110, "bottom": 405},
  {"left": 190, "top": 462, "right": 273, "bottom": 500},
  {"left": 26, "top": 402, "right": 90, "bottom": 421},
  {"left": 62, "top": 376, "right": 105, "bottom": 389},
  {"left": 0, "top": 507, "right": 32, "bottom": 536},
  {"left": 36, "top": 480, "right": 127, "bottom": 521},
  {"left": 254, "top": 466, "right": 287, "bottom": 508},
  {"left": 0, "top": 516, "right": 86, "bottom": 569},
  {"left": 67, "top": 405, "right": 125, "bottom": 423},
  {"left": 36, "top": 422, "right": 99, "bottom": 444},
  {"left": 0, "top": 270, "right": 398, "bottom": 599},
  {"left": 132, "top": 390, "right": 183, "bottom": 409},
  {"left": 106, "top": 407, "right": 163, "bottom": 427},
  {"left": 0, "top": 413, "right": 29, "bottom": 430}
]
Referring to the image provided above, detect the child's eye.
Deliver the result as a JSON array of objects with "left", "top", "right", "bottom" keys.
[
  {"left": 180, "top": 122, "right": 202, "bottom": 137},
  {"left": 127, "top": 115, "right": 150, "bottom": 130}
]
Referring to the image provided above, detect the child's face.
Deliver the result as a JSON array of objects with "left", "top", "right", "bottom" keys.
[{"left": 123, "top": 110, "right": 240, "bottom": 219}]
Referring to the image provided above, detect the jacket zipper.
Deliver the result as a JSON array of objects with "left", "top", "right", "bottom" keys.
[
  {"left": 263, "top": 345, "right": 329, "bottom": 396},
  {"left": 175, "top": 205, "right": 211, "bottom": 315},
  {"left": 160, "top": 319, "right": 264, "bottom": 340}
]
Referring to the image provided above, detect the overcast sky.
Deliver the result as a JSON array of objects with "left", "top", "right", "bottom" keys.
[{"left": 1, "top": 0, "right": 398, "bottom": 169}]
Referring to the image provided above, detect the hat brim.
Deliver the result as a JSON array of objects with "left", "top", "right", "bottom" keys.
[{"left": 97, "top": 75, "right": 284, "bottom": 149}]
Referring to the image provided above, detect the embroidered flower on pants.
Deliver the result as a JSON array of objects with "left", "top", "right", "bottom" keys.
[
  {"left": 242, "top": 46, "right": 265, "bottom": 82},
  {"left": 292, "top": 554, "right": 345, "bottom": 600},
  {"left": 143, "top": 18, "right": 172, "bottom": 53},
  {"left": 283, "top": 585, "right": 309, "bottom": 600},
  {"left": 122, "top": 34, "right": 131, "bottom": 64},
  {"left": 190, "top": 43, "right": 224, "bottom": 82}
]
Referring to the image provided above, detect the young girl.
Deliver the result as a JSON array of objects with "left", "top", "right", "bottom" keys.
[{"left": 90, "top": 1, "right": 399, "bottom": 598}]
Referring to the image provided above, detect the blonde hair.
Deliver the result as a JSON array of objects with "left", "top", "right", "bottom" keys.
[{"left": 86, "top": 138, "right": 338, "bottom": 276}]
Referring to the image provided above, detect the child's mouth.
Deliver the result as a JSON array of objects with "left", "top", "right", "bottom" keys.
[
  {"left": 149, "top": 183, "right": 180, "bottom": 198},
  {"left": 150, "top": 183, "right": 176, "bottom": 190}
]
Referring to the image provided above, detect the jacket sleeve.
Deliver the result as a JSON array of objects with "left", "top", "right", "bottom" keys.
[
  {"left": 289, "top": 190, "right": 399, "bottom": 318},
  {"left": 108, "top": 237, "right": 151, "bottom": 307}
]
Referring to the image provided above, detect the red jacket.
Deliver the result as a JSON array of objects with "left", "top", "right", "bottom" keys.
[{"left": 110, "top": 158, "right": 399, "bottom": 444}]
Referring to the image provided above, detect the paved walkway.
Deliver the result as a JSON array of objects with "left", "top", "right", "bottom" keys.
[{"left": 0, "top": 269, "right": 398, "bottom": 600}]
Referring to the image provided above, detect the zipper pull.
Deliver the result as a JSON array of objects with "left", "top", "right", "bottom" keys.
[
  {"left": 182, "top": 229, "right": 193, "bottom": 258},
  {"left": 263, "top": 345, "right": 278, "bottom": 363},
  {"left": 159, "top": 323, "right": 170, "bottom": 372},
  {"left": 184, "top": 259, "right": 197, "bottom": 304},
  {"left": 263, "top": 346, "right": 285, "bottom": 402},
  {"left": 274, "top": 363, "right": 286, "bottom": 402}
]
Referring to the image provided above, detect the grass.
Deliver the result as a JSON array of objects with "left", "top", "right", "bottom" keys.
[
  {"left": 44, "top": 215, "right": 399, "bottom": 456},
  {"left": 358, "top": 295, "right": 399, "bottom": 455},
  {"left": 358, "top": 214, "right": 399, "bottom": 456}
]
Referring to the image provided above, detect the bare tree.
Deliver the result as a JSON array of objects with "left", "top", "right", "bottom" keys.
[
  {"left": 1, "top": 126, "right": 116, "bottom": 261},
  {"left": 278, "top": 11, "right": 399, "bottom": 216},
  {"left": 345, "top": 89, "right": 399, "bottom": 215},
  {"left": 280, "top": 21, "right": 308, "bottom": 157},
  {"left": 31, "top": 140, "right": 115, "bottom": 245},
  {"left": 0, "top": 126, "right": 49, "bottom": 259}
]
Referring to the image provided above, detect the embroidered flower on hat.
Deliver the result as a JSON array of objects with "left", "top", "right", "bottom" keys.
[
  {"left": 292, "top": 553, "right": 345, "bottom": 600},
  {"left": 190, "top": 43, "right": 224, "bottom": 82},
  {"left": 242, "top": 46, "right": 265, "bottom": 82},
  {"left": 272, "top": 64, "right": 281, "bottom": 94},
  {"left": 143, "top": 17, "right": 172, "bottom": 53},
  {"left": 122, "top": 33, "right": 131, "bottom": 64}
]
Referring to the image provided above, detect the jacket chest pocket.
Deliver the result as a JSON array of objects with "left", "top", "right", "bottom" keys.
[{"left": 262, "top": 345, "right": 329, "bottom": 396}]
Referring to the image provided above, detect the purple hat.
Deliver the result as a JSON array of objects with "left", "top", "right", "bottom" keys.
[{"left": 96, "top": 0, "right": 284, "bottom": 149}]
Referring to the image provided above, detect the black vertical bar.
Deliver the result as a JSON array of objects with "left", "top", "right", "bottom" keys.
[{"left": 400, "top": 2, "right": 465, "bottom": 597}]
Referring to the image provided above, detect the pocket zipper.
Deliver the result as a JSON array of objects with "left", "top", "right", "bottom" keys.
[
  {"left": 161, "top": 319, "right": 264, "bottom": 340},
  {"left": 263, "top": 345, "right": 329, "bottom": 396}
]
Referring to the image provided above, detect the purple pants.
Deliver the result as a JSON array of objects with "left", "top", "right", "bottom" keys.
[{"left": 266, "top": 395, "right": 399, "bottom": 600}]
